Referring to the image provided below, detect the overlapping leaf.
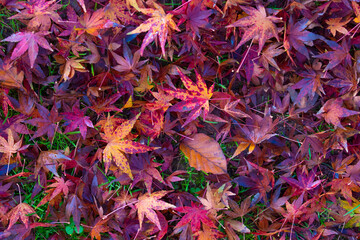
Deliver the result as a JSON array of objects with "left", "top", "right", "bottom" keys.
[
  {"left": 2, "top": 31, "right": 53, "bottom": 68},
  {"left": 101, "top": 114, "right": 155, "bottom": 179},
  {"left": 166, "top": 68, "right": 214, "bottom": 127},
  {"left": 227, "top": 4, "right": 282, "bottom": 53},
  {"left": 127, "top": 3, "right": 180, "bottom": 56}
]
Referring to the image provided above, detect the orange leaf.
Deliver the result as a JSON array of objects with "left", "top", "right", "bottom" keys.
[
  {"left": 127, "top": 3, "right": 179, "bottom": 56},
  {"left": 136, "top": 191, "right": 175, "bottom": 230},
  {"left": 180, "top": 133, "right": 227, "bottom": 174},
  {"left": 101, "top": 114, "right": 155, "bottom": 178}
]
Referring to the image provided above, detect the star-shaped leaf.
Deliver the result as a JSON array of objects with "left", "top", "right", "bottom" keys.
[
  {"left": 326, "top": 17, "right": 351, "bottom": 37},
  {"left": 226, "top": 4, "right": 281, "bottom": 54},
  {"left": 166, "top": 68, "right": 214, "bottom": 127},
  {"left": 314, "top": 40, "right": 351, "bottom": 72},
  {"left": 9, "top": 0, "right": 62, "bottom": 31},
  {"left": 136, "top": 191, "right": 175, "bottom": 230},
  {"left": 2, "top": 31, "right": 53, "bottom": 68},
  {"left": 316, "top": 98, "right": 359, "bottom": 129},
  {"left": 101, "top": 114, "right": 155, "bottom": 179},
  {"left": 7, "top": 203, "right": 39, "bottom": 230},
  {"left": 62, "top": 102, "right": 94, "bottom": 139},
  {"left": 127, "top": 3, "right": 180, "bottom": 56}
]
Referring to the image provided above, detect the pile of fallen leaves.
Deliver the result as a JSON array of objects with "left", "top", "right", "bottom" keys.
[{"left": 1, "top": 0, "right": 360, "bottom": 239}]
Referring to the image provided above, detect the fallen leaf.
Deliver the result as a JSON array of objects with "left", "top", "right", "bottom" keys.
[
  {"left": 136, "top": 191, "right": 175, "bottom": 230},
  {"left": 7, "top": 203, "right": 39, "bottom": 230},
  {"left": 180, "top": 133, "right": 227, "bottom": 174}
]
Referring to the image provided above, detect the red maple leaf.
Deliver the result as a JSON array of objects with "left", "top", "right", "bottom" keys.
[
  {"left": 166, "top": 68, "right": 214, "bottom": 127},
  {"left": 175, "top": 202, "right": 216, "bottom": 234}
]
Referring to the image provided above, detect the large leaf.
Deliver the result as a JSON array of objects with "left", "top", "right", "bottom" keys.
[
  {"left": 136, "top": 191, "right": 175, "bottom": 230},
  {"left": 7, "top": 203, "right": 39, "bottom": 230},
  {"left": 226, "top": 4, "right": 281, "bottom": 53},
  {"left": 166, "top": 68, "right": 214, "bottom": 127},
  {"left": 101, "top": 114, "right": 155, "bottom": 179},
  {"left": 127, "top": 2, "right": 179, "bottom": 56},
  {"left": 2, "top": 31, "right": 53, "bottom": 68},
  {"left": 180, "top": 133, "right": 227, "bottom": 174}
]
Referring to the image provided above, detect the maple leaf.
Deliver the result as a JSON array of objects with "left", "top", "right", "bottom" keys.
[
  {"left": 326, "top": 17, "right": 351, "bottom": 36},
  {"left": 175, "top": 202, "right": 216, "bottom": 234},
  {"left": 6, "top": 203, "right": 39, "bottom": 230},
  {"left": 180, "top": 133, "right": 227, "bottom": 174},
  {"left": 316, "top": 98, "right": 359, "bottom": 129},
  {"left": 62, "top": 102, "right": 94, "bottom": 139},
  {"left": 91, "top": 219, "right": 111, "bottom": 240},
  {"left": 231, "top": 113, "right": 277, "bottom": 157},
  {"left": 226, "top": 4, "right": 282, "bottom": 54},
  {"left": 112, "top": 43, "right": 147, "bottom": 74},
  {"left": 89, "top": 92, "right": 122, "bottom": 114},
  {"left": 127, "top": 2, "right": 180, "bottom": 56},
  {"left": 101, "top": 114, "right": 155, "bottom": 179},
  {"left": 222, "top": 98, "right": 250, "bottom": 119},
  {"left": 166, "top": 68, "right": 214, "bottom": 127},
  {"left": 314, "top": 40, "right": 352, "bottom": 72},
  {"left": 130, "top": 154, "right": 165, "bottom": 193},
  {"left": 224, "top": 198, "right": 252, "bottom": 238},
  {"left": 74, "top": 8, "right": 117, "bottom": 38},
  {"left": 291, "top": 61, "right": 326, "bottom": 103},
  {"left": 178, "top": 4, "right": 213, "bottom": 38},
  {"left": 146, "top": 89, "right": 173, "bottom": 112},
  {"left": 198, "top": 184, "right": 234, "bottom": 217},
  {"left": 284, "top": 17, "right": 322, "bottom": 60},
  {"left": 282, "top": 169, "right": 323, "bottom": 197},
  {"left": 37, "top": 177, "right": 74, "bottom": 207},
  {"left": 259, "top": 43, "right": 284, "bottom": 71},
  {"left": 325, "top": 127, "right": 359, "bottom": 152},
  {"left": 25, "top": 104, "right": 62, "bottom": 141},
  {"left": 136, "top": 191, "right": 175, "bottom": 230},
  {"left": 328, "top": 65, "right": 359, "bottom": 95},
  {"left": 0, "top": 128, "right": 23, "bottom": 158},
  {"left": 234, "top": 160, "right": 274, "bottom": 202},
  {"left": 9, "top": 0, "right": 62, "bottom": 31},
  {"left": 54, "top": 55, "right": 88, "bottom": 81},
  {"left": 2, "top": 31, "right": 53, "bottom": 68}
]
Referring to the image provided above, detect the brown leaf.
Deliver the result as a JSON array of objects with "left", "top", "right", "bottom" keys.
[{"left": 180, "top": 133, "right": 227, "bottom": 174}]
